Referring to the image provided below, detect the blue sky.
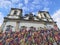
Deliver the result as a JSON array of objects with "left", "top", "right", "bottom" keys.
[{"left": 0, "top": 0, "right": 60, "bottom": 28}]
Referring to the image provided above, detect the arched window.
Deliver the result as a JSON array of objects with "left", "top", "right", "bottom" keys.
[
  {"left": 6, "top": 25, "right": 13, "bottom": 31},
  {"left": 14, "top": 10, "right": 17, "bottom": 15},
  {"left": 44, "top": 13, "right": 47, "bottom": 18}
]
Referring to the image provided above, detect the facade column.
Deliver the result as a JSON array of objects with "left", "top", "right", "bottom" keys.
[
  {"left": 15, "top": 21, "right": 20, "bottom": 32},
  {"left": 1, "top": 21, "right": 6, "bottom": 32}
]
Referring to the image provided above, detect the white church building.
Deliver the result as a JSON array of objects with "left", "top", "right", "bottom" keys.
[{"left": 1, "top": 8, "right": 56, "bottom": 32}]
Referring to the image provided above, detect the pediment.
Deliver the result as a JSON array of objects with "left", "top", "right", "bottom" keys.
[
  {"left": 34, "top": 16, "right": 39, "bottom": 21},
  {"left": 23, "top": 16, "right": 29, "bottom": 20}
]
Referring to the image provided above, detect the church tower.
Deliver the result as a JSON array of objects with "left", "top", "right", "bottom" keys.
[
  {"left": 7, "top": 8, "right": 22, "bottom": 19},
  {"left": 1, "top": 8, "right": 22, "bottom": 32},
  {"left": 37, "top": 11, "right": 56, "bottom": 28},
  {"left": 37, "top": 11, "right": 53, "bottom": 21}
]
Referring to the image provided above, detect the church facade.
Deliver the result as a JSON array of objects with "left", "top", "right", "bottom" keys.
[{"left": 1, "top": 8, "right": 56, "bottom": 32}]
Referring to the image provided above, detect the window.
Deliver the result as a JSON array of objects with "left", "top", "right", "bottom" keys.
[
  {"left": 6, "top": 27, "right": 10, "bottom": 31},
  {"left": 29, "top": 15, "right": 34, "bottom": 20},
  {"left": 29, "top": 17, "right": 33, "bottom": 20},
  {"left": 6, "top": 25, "right": 13, "bottom": 31},
  {"left": 44, "top": 13, "right": 47, "bottom": 17},
  {"left": 14, "top": 10, "right": 17, "bottom": 15}
]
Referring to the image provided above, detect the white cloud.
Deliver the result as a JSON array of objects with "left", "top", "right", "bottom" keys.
[
  {"left": 22, "top": 6, "right": 30, "bottom": 15},
  {"left": 0, "top": 0, "right": 12, "bottom": 9},
  {"left": 32, "top": 12, "right": 37, "bottom": 15},
  {"left": 32, "top": 0, "right": 50, "bottom": 7},
  {"left": 42, "top": 0, "right": 49, "bottom": 7},
  {"left": 0, "top": 12, "right": 4, "bottom": 27},
  {"left": 32, "top": 0, "right": 51, "bottom": 12},
  {"left": 22, "top": 7, "right": 30, "bottom": 12},
  {"left": 24, "top": 0, "right": 29, "bottom": 4},
  {"left": 42, "top": 7, "right": 49, "bottom": 11},
  {"left": 32, "top": 0, "right": 40, "bottom": 5},
  {"left": 11, "top": 0, "right": 19, "bottom": 3},
  {"left": 18, "top": 3, "right": 23, "bottom": 8},
  {"left": 52, "top": 9, "right": 60, "bottom": 29},
  {"left": 0, "top": 0, "right": 52, "bottom": 12}
]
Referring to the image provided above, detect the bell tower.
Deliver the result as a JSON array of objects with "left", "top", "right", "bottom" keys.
[
  {"left": 1, "top": 8, "right": 22, "bottom": 32},
  {"left": 7, "top": 8, "right": 22, "bottom": 19},
  {"left": 37, "top": 11, "right": 53, "bottom": 22}
]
